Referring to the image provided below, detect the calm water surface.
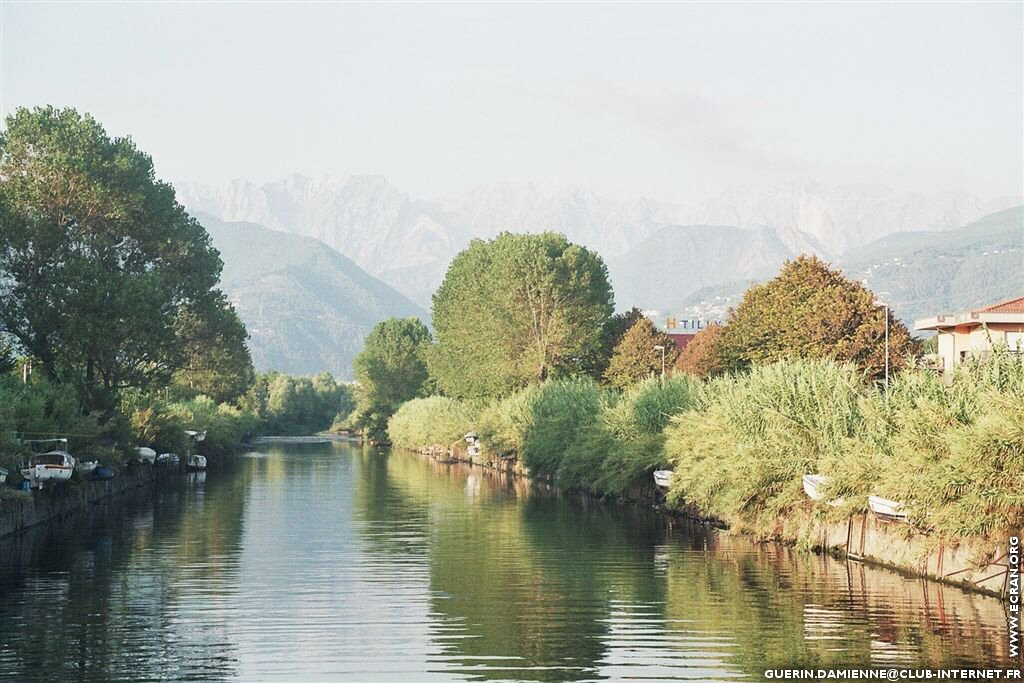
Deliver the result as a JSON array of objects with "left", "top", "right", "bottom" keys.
[{"left": 0, "top": 442, "right": 1015, "bottom": 681}]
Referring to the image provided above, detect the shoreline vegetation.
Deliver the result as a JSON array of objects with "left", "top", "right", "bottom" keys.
[{"left": 0, "top": 108, "right": 354, "bottom": 514}]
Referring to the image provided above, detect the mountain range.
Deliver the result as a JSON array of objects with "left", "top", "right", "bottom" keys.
[
  {"left": 177, "top": 176, "right": 1018, "bottom": 310},
  {"left": 201, "top": 213, "right": 425, "bottom": 378}
]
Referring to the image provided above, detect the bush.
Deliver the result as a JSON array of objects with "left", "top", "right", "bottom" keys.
[
  {"left": 387, "top": 396, "right": 477, "bottom": 449},
  {"left": 520, "top": 377, "right": 606, "bottom": 478},
  {"left": 475, "top": 385, "right": 542, "bottom": 457},
  {"left": 665, "top": 359, "right": 865, "bottom": 537}
]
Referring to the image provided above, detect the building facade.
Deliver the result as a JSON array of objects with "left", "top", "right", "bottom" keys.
[{"left": 914, "top": 296, "right": 1024, "bottom": 376}]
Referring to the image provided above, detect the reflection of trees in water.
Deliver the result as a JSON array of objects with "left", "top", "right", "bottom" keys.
[
  {"left": 361, "top": 450, "right": 672, "bottom": 682},
  {"left": 659, "top": 528, "right": 1014, "bottom": 675},
  {"left": 0, "top": 459, "right": 252, "bottom": 682}
]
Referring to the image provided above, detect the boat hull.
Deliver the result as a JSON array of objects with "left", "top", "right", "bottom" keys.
[
  {"left": 868, "top": 495, "right": 908, "bottom": 521},
  {"left": 653, "top": 470, "right": 672, "bottom": 489}
]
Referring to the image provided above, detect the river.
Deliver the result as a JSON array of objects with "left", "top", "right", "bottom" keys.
[{"left": 0, "top": 441, "right": 1015, "bottom": 681}]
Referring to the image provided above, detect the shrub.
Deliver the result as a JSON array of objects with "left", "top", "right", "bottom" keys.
[
  {"left": 520, "top": 377, "right": 606, "bottom": 478},
  {"left": 387, "top": 396, "right": 477, "bottom": 449}
]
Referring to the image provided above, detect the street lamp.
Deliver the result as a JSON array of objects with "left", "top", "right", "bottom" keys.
[
  {"left": 875, "top": 300, "right": 889, "bottom": 390},
  {"left": 654, "top": 345, "right": 666, "bottom": 383}
]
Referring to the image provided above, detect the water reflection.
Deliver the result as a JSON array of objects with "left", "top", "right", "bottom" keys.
[{"left": 0, "top": 443, "right": 1014, "bottom": 682}]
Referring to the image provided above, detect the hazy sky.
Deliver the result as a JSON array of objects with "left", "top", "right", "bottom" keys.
[{"left": 2, "top": 2, "right": 1022, "bottom": 203}]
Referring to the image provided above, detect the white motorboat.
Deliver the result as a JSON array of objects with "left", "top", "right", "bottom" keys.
[
  {"left": 0, "top": 467, "right": 8, "bottom": 484},
  {"left": 464, "top": 432, "right": 478, "bottom": 444},
  {"left": 156, "top": 452, "right": 180, "bottom": 467},
  {"left": 185, "top": 430, "right": 207, "bottom": 443},
  {"left": 802, "top": 474, "right": 846, "bottom": 507},
  {"left": 187, "top": 454, "right": 207, "bottom": 471},
  {"left": 76, "top": 459, "right": 99, "bottom": 475},
  {"left": 133, "top": 446, "right": 157, "bottom": 464},
  {"left": 868, "top": 495, "right": 909, "bottom": 522},
  {"left": 20, "top": 439, "right": 76, "bottom": 489},
  {"left": 653, "top": 470, "right": 673, "bottom": 489}
]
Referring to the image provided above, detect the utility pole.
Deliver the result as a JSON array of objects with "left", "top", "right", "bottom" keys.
[{"left": 654, "top": 345, "right": 666, "bottom": 383}]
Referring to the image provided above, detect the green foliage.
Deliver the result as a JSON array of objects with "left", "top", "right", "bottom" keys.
[
  {"left": 162, "top": 395, "right": 260, "bottom": 457},
  {"left": 429, "top": 232, "right": 614, "bottom": 399},
  {"left": 255, "top": 371, "right": 354, "bottom": 435},
  {"left": 172, "top": 297, "right": 254, "bottom": 404},
  {"left": 665, "top": 359, "right": 865, "bottom": 537},
  {"left": 520, "top": 377, "right": 606, "bottom": 478},
  {"left": 475, "top": 385, "right": 542, "bottom": 458},
  {"left": 0, "top": 107, "right": 234, "bottom": 413},
  {"left": 675, "top": 323, "right": 728, "bottom": 378},
  {"left": 560, "top": 376, "right": 698, "bottom": 495},
  {"left": 387, "top": 396, "right": 477, "bottom": 449},
  {"left": 718, "top": 256, "right": 919, "bottom": 380},
  {"left": 353, "top": 318, "right": 432, "bottom": 442},
  {"left": 603, "top": 317, "right": 679, "bottom": 389},
  {"left": 582, "top": 307, "right": 645, "bottom": 380}
]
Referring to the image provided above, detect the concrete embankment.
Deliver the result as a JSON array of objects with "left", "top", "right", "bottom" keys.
[
  {"left": 0, "top": 464, "right": 159, "bottom": 539},
  {"left": 412, "top": 441, "right": 1016, "bottom": 600}
]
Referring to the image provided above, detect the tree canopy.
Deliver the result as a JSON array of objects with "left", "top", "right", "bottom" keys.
[
  {"left": 0, "top": 107, "right": 246, "bottom": 412},
  {"left": 353, "top": 317, "right": 432, "bottom": 441},
  {"left": 674, "top": 323, "right": 727, "bottom": 378},
  {"left": 429, "top": 232, "right": 614, "bottom": 399},
  {"left": 717, "top": 255, "right": 918, "bottom": 379},
  {"left": 604, "top": 317, "right": 679, "bottom": 389}
]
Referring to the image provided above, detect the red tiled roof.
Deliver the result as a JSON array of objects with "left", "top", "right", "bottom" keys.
[{"left": 978, "top": 296, "right": 1024, "bottom": 314}]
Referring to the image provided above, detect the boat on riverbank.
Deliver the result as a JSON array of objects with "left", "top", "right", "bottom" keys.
[
  {"left": 653, "top": 470, "right": 672, "bottom": 489},
  {"left": 20, "top": 439, "right": 76, "bottom": 489},
  {"left": 802, "top": 474, "right": 846, "bottom": 507},
  {"left": 76, "top": 459, "right": 99, "bottom": 475},
  {"left": 0, "top": 467, "right": 7, "bottom": 484},
  {"left": 155, "top": 453, "right": 180, "bottom": 468},
  {"left": 187, "top": 454, "right": 207, "bottom": 471},
  {"left": 868, "top": 495, "right": 909, "bottom": 522},
  {"left": 133, "top": 447, "right": 157, "bottom": 464}
]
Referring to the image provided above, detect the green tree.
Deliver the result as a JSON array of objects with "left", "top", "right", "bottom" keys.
[
  {"left": 604, "top": 317, "right": 679, "bottom": 389},
  {"left": 583, "top": 307, "right": 645, "bottom": 380},
  {"left": 0, "top": 107, "right": 230, "bottom": 413},
  {"left": 173, "top": 295, "right": 254, "bottom": 404},
  {"left": 429, "top": 232, "right": 614, "bottom": 399},
  {"left": 719, "top": 255, "right": 918, "bottom": 379},
  {"left": 353, "top": 317, "right": 432, "bottom": 441}
]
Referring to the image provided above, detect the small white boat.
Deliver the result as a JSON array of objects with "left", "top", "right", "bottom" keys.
[
  {"left": 187, "top": 454, "right": 207, "bottom": 471},
  {"left": 156, "top": 453, "right": 180, "bottom": 467},
  {"left": 133, "top": 446, "right": 157, "bottom": 464},
  {"left": 76, "top": 459, "right": 99, "bottom": 475},
  {"left": 802, "top": 474, "right": 846, "bottom": 507},
  {"left": 464, "top": 432, "right": 478, "bottom": 444},
  {"left": 0, "top": 467, "right": 8, "bottom": 484},
  {"left": 20, "top": 439, "right": 76, "bottom": 489},
  {"left": 185, "top": 430, "right": 207, "bottom": 443},
  {"left": 868, "top": 495, "right": 909, "bottom": 522},
  {"left": 653, "top": 470, "right": 673, "bottom": 489}
]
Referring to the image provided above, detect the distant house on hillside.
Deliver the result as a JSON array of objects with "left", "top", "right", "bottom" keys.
[{"left": 914, "top": 296, "right": 1024, "bottom": 376}]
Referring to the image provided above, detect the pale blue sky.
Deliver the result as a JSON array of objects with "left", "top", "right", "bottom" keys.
[{"left": 2, "top": 2, "right": 1021, "bottom": 202}]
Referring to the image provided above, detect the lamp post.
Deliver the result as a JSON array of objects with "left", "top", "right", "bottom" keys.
[
  {"left": 875, "top": 300, "right": 889, "bottom": 390},
  {"left": 654, "top": 345, "right": 666, "bottom": 383}
]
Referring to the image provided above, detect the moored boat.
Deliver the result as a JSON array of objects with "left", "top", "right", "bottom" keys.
[
  {"left": 868, "top": 495, "right": 908, "bottom": 522},
  {"left": 76, "top": 458, "right": 99, "bottom": 475},
  {"left": 92, "top": 465, "right": 116, "bottom": 480},
  {"left": 802, "top": 474, "right": 846, "bottom": 507},
  {"left": 187, "top": 454, "right": 207, "bottom": 471},
  {"left": 133, "top": 446, "right": 157, "bottom": 464},
  {"left": 653, "top": 470, "right": 673, "bottom": 489},
  {"left": 20, "top": 439, "right": 76, "bottom": 489},
  {"left": 0, "top": 466, "right": 7, "bottom": 484},
  {"left": 155, "top": 452, "right": 180, "bottom": 468}
]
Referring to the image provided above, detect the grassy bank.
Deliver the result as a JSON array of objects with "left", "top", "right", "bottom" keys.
[{"left": 387, "top": 349, "right": 1023, "bottom": 551}]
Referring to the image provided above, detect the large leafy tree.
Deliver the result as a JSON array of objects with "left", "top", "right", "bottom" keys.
[
  {"left": 172, "top": 295, "right": 254, "bottom": 403},
  {"left": 719, "top": 255, "right": 918, "bottom": 378},
  {"left": 604, "top": 317, "right": 679, "bottom": 389},
  {"left": 0, "top": 107, "right": 234, "bottom": 412},
  {"left": 583, "top": 306, "right": 645, "bottom": 380},
  {"left": 353, "top": 317, "right": 432, "bottom": 441},
  {"left": 429, "top": 232, "right": 614, "bottom": 399}
]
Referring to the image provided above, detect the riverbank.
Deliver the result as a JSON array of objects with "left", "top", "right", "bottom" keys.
[
  {"left": 403, "top": 440, "right": 1015, "bottom": 600},
  {"left": 0, "top": 463, "right": 159, "bottom": 539}
]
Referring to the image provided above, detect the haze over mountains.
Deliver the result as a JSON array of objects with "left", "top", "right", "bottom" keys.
[
  {"left": 181, "top": 177, "right": 1022, "bottom": 375},
  {"left": 178, "top": 176, "right": 1017, "bottom": 312}
]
